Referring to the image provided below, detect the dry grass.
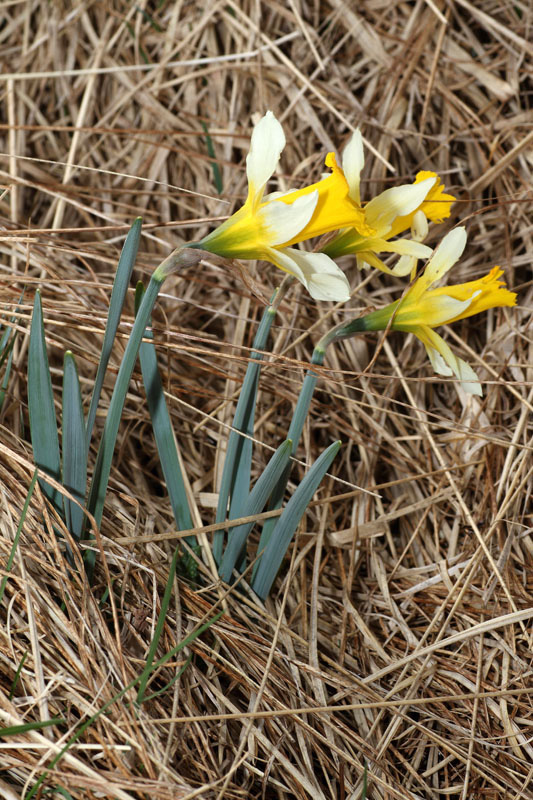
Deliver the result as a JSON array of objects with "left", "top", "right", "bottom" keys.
[{"left": 1, "top": 2, "right": 532, "bottom": 798}]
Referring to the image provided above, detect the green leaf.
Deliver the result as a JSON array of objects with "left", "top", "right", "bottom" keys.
[
  {"left": 0, "top": 335, "right": 16, "bottom": 412},
  {"left": 62, "top": 352, "right": 88, "bottom": 541},
  {"left": 141, "top": 654, "right": 192, "bottom": 702},
  {"left": 86, "top": 217, "right": 142, "bottom": 446},
  {"left": 85, "top": 271, "right": 164, "bottom": 540},
  {"left": 9, "top": 650, "right": 28, "bottom": 701},
  {"left": 137, "top": 545, "right": 180, "bottom": 704},
  {"left": 136, "top": 282, "right": 195, "bottom": 543},
  {"left": 28, "top": 291, "right": 62, "bottom": 511},
  {"left": 213, "top": 299, "right": 279, "bottom": 564},
  {"left": 84, "top": 243, "right": 199, "bottom": 574},
  {"left": 0, "top": 291, "right": 23, "bottom": 412},
  {"left": 251, "top": 440, "right": 341, "bottom": 600},
  {"left": 0, "top": 471, "right": 38, "bottom": 606},
  {"left": 0, "top": 718, "right": 64, "bottom": 737},
  {"left": 257, "top": 368, "right": 319, "bottom": 558},
  {"left": 218, "top": 439, "right": 293, "bottom": 584}
]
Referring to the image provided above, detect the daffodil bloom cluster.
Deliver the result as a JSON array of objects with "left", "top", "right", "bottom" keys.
[
  {"left": 325, "top": 228, "right": 516, "bottom": 395},
  {"left": 322, "top": 131, "right": 456, "bottom": 275},
  {"left": 198, "top": 112, "right": 456, "bottom": 299},
  {"left": 196, "top": 112, "right": 515, "bottom": 394},
  {"left": 198, "top": 111, "right": 373, "bottom": 302}
]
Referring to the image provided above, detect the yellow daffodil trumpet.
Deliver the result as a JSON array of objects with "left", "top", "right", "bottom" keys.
[
  {"left": 318, "top": 228, "right": 516, "bottom": 395},
  {"left": 322, "top": 130, "right": 456, "bottom": 276}
]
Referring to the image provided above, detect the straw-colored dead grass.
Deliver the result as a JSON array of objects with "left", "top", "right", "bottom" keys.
[{"left": 1, "top": 2, "right": 532, "bottom": 798}]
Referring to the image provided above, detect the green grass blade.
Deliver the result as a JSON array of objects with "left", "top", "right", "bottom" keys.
[
  {"left": 201, "top": 120, "right": 223, "bottom": 194},
  {"left": 137, "top": 544, "right": 180, "bottom": 704},
  {"left": 0, "top": 335, "right": 15, "bottom": 411},
  {"left": 43, "top": 788, "right": 75, "bottom": 800},
  {"left": 0, "top": 718, "right": 64, "bottom": 736},
  {"left": 28, "top": 291, "right": 62, "bottom": 512},
  {"left": 1, "top": 719, "right": 65, "bottom": 740},
  {"left": 9, "top": 650, "right": 28, "bottom": 701},
  {"left": 136, "top": 283, "right": 195, "bottom": 544},
  {"left": 213, "top": 298, "right": 279, "bottom": 564},
  {"left": 85, "top": 272, "right": 164, "bottom": 544},
  {"left": 0, "top": 291, "right": 23, "bottom": 411},
  {"left": 86, "top": 217, "right": 142, "bottom": 446},
  {"left": 24, "top": 610, "right": 222, "bottom": 800},
  {"left": 142, "top": 654, "right": 192, "bottom": 703},
  {"left": 62, "top": 352, "right": 88, "bottom": 541},
  {"left": 218, "top": 439, "right": 293, "bottom": 584},
  {"left": 0, "top": 471, "right": 38, "bottom": 606},
  {"left": 251, "top": 440, "right": 341, "bottom": 600}
]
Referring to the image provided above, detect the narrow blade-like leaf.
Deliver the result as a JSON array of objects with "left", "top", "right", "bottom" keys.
[
  {"left": 62, "top": 352, "right": 88, "bottom": 540},
  {"left": 24, "top": 609, "right": 222, "bottom": 800},
  {"left": 257, "top": 368, "right": 319, "bottom": 557},
  {"left": 0, "top": 471, "right": 38, "bottom": 606},
  {"left": 136, "top": 282, "right": 195, "bottom": 543},
  {"left": 214, "top": 297, "right": 279, "bottom": 564},
  {"left": 252, "top": 440, "right": 341, "bottom": 600},
  {"left": 28, "top": 291, "right": 62, "bottom": 511},
  {"left": 85, "top": 272, "right": 164, "bottom": 536},
  {"left": 86, "top": 217, "right": 142, "bottom": 446},
  {"left": 218, "top": 438, "right": 293, "bottom": 584},
  {"left": 0, "top": 291, "right": 23, "bottom": 411}
]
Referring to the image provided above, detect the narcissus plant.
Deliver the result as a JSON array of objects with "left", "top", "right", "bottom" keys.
[{"left": 320, "top": 228, "right": 516, "bottom": 395}]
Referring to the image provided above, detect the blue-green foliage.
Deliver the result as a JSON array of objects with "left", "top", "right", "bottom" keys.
[
  {"left": 27, "top": 219, "right": 144, "bottom": 554},
  {"left": 26, "top": 219, "right": 340, "bottom": 599}
]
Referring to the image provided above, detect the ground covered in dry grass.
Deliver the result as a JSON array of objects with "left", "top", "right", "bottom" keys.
[{"left": 0, "top": 2, "right": 532, "bottom": 799}]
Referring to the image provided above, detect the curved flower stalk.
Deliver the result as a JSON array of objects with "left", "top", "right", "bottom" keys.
[
  {"left": 322, "top": 130, "right": 456, "bottom": 276},
  {"left": 197, "top": 111, "right": 374, "bottom": 302},
  {"left": 320, "top": 228, "right": 516, "bottom": 395}
]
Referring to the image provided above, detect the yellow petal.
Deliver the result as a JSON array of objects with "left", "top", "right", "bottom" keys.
[
  {"left": 415, "top": 170, "right": 456, "bottom": 223},
  {"left": 429, "top": 266, "right": 517, "bottom": 323},
  {"left": 279, "top": 152, "right": 374, "bottom": 245}
]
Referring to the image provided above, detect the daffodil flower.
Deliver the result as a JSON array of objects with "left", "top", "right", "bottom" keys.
[
  {"left": 197, "top": 111, "right": 373, "bottom": 302},
  {"left": 327, "top": 228, "right": 516, "bottom": 395},
  {"left": 322, "top": 131, "right": 456, "bottom": 276}
]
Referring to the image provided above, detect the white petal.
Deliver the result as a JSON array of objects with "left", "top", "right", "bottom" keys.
[
  {"left": 246, "top": 111, "right": 286, "bottom": 207},
  {"left": 257, "top": 191, "right": 318, "bottom": 246},
  {"left": 426, "top": 347, "right": 453, "bottom": 376},
  {"left": 420, "top": 294, "right": 474, "bottom": 326},
  {"left": 378, "top": 239, "right": 432, "bottom": 258},
  {"left": 416, "top": 326, "right": 482, "bottom": 395},
  {"left": 391, "top": 255, "right": 416, "bottom": 277},
  {"left": 455, "top": 358, "right": 482, "bottom": 395},
  {"left": 273, "top": 248, "right": 351, "bottom": 301},
  {"left": 364, "top": 178, "right": 436, "bottom": 234},
  {"left": 390, "top": 211, "right": 430, "bottom": 277},
  {"left": 423, "top": 227, "right": 467, "bottom": 288},
  {"left": 342, "top": 130, "right": 364, "bottom": 204},
  {"left": 412, "top": 209, "right": 428, "bottom": 241}
]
